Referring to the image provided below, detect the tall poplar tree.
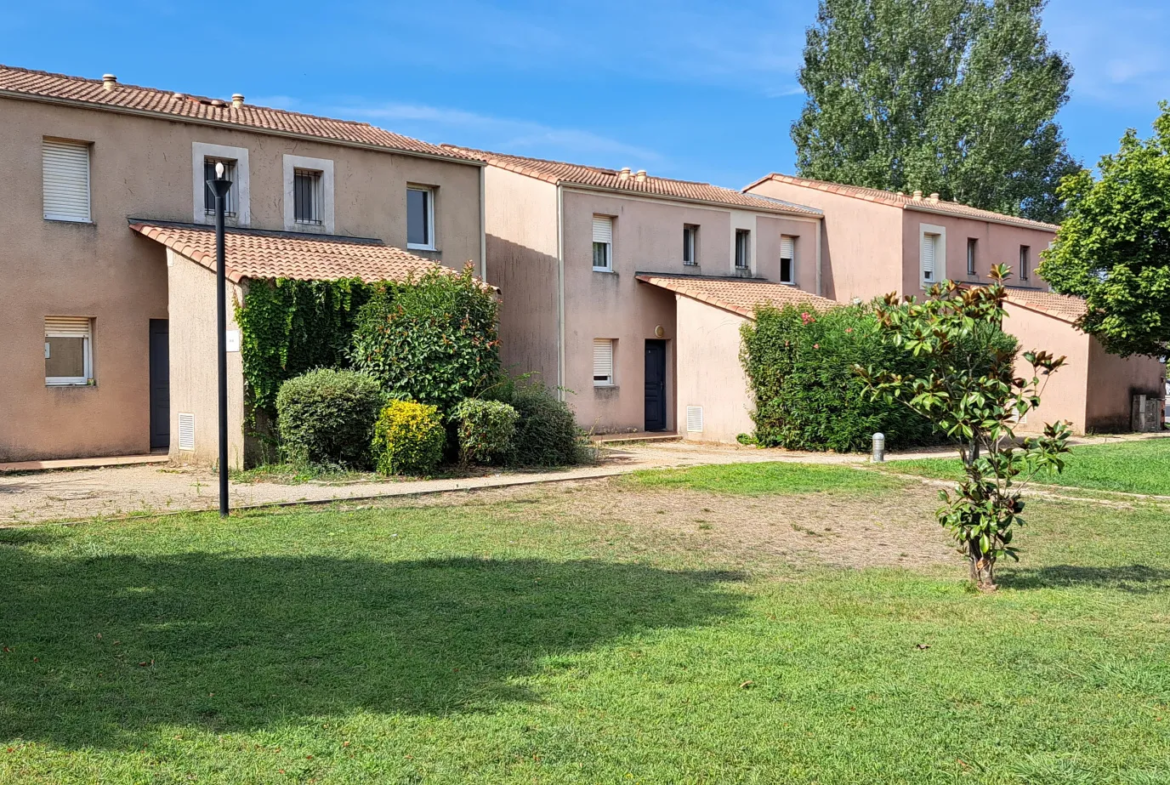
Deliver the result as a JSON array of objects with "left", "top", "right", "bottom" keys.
[{"left": 791, "top": 0, "right": 1078, "bottom": 224}]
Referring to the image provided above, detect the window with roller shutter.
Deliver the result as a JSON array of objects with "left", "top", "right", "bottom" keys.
[
  {"left": 592, "top": 216, "right": 613, "bottom": 271},
  {"left": 593, "top": 339, "right": 614, "bottom": 386},
  {"left": 780, "top": 236, "right": 795, "bottom": 284},
  {"left": 43, "top": 139, "right": 91, "bottom": 223},
  {"left": 44, "top": 316, "right": 93, "bottom": 385}
]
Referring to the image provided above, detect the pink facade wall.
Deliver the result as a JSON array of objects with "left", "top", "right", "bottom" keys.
[
  {"left": 1002, "top": 304, "right": 1090, "bottom": 433},
  {"left": 674, "top": 296, "right": 754, "bottom": 443},
  {"left": 1086, "top": 340, "right": 1164, "bottom": 432},
  {"left": 744, "top": 179, "right": 903, "bottom": 302},
  {"left": 900, "top": 211, "right": 1055, "bottom": 296}
]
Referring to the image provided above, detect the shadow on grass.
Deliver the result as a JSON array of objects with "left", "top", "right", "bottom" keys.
[
  {"left": 1000, "top": 564, "right": 1170, "bottom": 594},
  {"left": 0, "top": 547, "right": 744, "bottom": 751}
]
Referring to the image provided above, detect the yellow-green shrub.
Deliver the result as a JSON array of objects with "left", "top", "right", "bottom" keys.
[{"left": 372, "top": 400, "right": 445, "bottom": 476}]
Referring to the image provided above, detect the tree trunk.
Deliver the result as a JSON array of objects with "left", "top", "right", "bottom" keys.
[{"left": 967, "top": 540, "right": 997, "bottom": 591}]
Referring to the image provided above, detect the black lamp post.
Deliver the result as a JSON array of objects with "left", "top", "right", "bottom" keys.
[{"left": 206, "top": 162, "right": 233, "bottom": 517}]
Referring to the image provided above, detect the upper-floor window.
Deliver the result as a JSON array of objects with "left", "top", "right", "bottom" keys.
[
  {"left": 203, "top": 158, "right": 238, "bottom": 218},
  {"left": 407, "top": 186, "right": 436, "bottom": 250},
  {"left": 921, "top": 232, "right": 940, "bottom": 284},
  {"left": 780, "top": 236, "right": 796, "bottom": 284},
  {"left": 683, "top": 224, "right": 698, "bottom": 266},
  {"left": 920, "top": 224, "right": 946, "bottom": 286},
  {"left": 593, "top": 216, "right": 613, "bottom": 271},
  {"left": 967, "top": 238, "right": 977, "bottom": 277},
  {"left": 283, "top": 154, "right": 334, "bottom": 234},
  {"left": 1019, "top": 245, "right": 1030, "bottom": 281},
  {"left": 45, "top": 316, "right": 93, "bottom": 386},
  {"left": 294, "top": 169, "right": 323, "bottom": 225},
  {"left": 43, "top": 138, "right": 91, "bottom": 223},
  {"left": 735, "top": 229, "right": 751, "bottom": 270}
]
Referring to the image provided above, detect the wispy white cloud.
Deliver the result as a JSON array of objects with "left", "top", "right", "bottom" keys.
[{"left": 342, "top": 102, "right": 663, "bottom": 167}]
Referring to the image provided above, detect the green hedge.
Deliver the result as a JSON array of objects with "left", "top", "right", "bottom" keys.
[
  {"left": 508, "top": 384, "right": 586, "bottom": 467},
  {"left": 740, "top": 303, "right": 940, "bottom": 452},
  {"left": 452, "top": 398, "right": 519, "bottom": 466},
  {"left": 372, "top": 400, "right": 446, "bottom": 476},
  {"left": 275, "top": 369, "right": 382, "bottom": 468}
]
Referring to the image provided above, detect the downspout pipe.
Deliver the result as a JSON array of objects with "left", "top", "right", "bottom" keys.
[
  {"left": 478, "top": 165, "right": 487, "bottom": 281},
  {"left": 556, "top": 184, "right": 565, "bottom": 397},
  {"left": 815, "top": 215, "right": 824, "bottom": 297}
]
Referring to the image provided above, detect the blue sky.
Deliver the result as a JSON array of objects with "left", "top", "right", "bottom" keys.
[{"left": 4, "top": 1, "right": 1167, "bottom": 190}]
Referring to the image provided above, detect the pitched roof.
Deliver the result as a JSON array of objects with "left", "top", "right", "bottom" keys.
[
  {"left": 746, "top": 174, "right": 1059, "bottom": 232},
  {"left": 636, "top": 274, "right": 838, "bottom": 319},
  {"left": 1003, "top": 287, "right": 1087, "bottom": 324},
  {"left": 0, "top": 64, "right": 479, "bottom": 163},
  {"left": 130, "top": 221, "right": 459, "bottom": 284},
  {"left": 447, "top": 147, "right": 822, "bottom": 217}
]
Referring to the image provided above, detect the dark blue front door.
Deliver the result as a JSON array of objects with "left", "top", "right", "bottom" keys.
[{"left": 644, "top": 340, "right": 667, "bottom": 432}]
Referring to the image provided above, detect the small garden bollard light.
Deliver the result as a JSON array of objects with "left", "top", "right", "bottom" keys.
[{"left": 872, "top": 432, "right": 885, "bottom": 463}]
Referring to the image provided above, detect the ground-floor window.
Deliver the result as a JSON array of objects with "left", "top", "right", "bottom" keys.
[
  {"left": 593, "top": 339, "right": 615, "bottom": 386},
  {"left": 45, "top": 316, "right": 93, "bottom": 386}
]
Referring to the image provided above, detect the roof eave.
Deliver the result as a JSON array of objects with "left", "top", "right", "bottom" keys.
[
  {"left": 0, "top": 89, "right": 485, "bottom": 167},
  {"left": 559, "top": 181, "right": 822, "bottom": 218},
  {"left": 904, "top": 202, "right": 1058, "bottom": 232}
]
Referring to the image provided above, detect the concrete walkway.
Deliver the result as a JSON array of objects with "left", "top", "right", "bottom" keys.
[{"left": 1, "top": 433, "right": 1162, "bottom": 525}]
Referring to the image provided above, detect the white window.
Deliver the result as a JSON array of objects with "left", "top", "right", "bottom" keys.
[
  {"left": 407, "top": 186, "right": 436, "bottom": 250},
  {"left": 294, "top": 169, "right": 323, "bottom": 225},
  {"left": 593, "top": 339, "right": 615, "bottom": 386},
  {"left": 203, "top": 158, "right": 239, "bottom": 217},
  {"left": 283, "top": 154, "right": 334, "bottom": 233},
  {"left": 1019, "top": 245, "right": 1030, "bottom": 281},
  {"left": 967, "top": 238, "right": 977, "bottom": 277},
  {"left": 43, "top": 139, "right": 91, "bottom": 223},
  {"left": 45, "top": 316, "right": 93, "bottom": 386},
  {"left": 593, "top": 216, "right": 613, "bottom": 271},
  {"left": 780, "top": 236, "right": 796, "bottom": 284},
  {"left": 919, "top": 224, "right": 946, "bottom": 286},
  {"left": 735, "top": 229, "right": 751, "bottom": 270},
  {"left": 683, "top": 224, "right": 698, "bottom": 266}
]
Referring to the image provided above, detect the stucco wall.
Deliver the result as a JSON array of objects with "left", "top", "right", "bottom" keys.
[
  {"left": 482, "top": 166, "right": 560, "bottom": 387},
  {"left": 0, "top": 96, "right": 482, "bottom": 461},
  {"left": 674, "top": 296, "right": 753, "bottom": 443},
  {"left": 1002, "top": 304, "right": 1091, "bottom": 434},
  {"left": 1085, "top": 340, "right": 1164, "bottom": 432},
  {"left": 743, "top": 179, "right": 903, "bottom": 302},
  {"left": 900, "top": 211, "right": 1055, "bottom": 296},
  {"left": 166, "top": 252, "right": 247, "bottom": 468}
]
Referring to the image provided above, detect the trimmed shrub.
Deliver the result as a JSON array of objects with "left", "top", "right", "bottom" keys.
[
  {"left": 508, "top": 384, "right": 585, "bottom": 467},
  {"left": 350, "top": 265, "right": 501, "bottom": 414},
  {"left": 275, "top": 369, "right": 382, "bottom": 468},
  {"left": 740, "top": 302, "right": 1017, "bottom": 452},
  {"left": 452, "top": 398, "right": 519, "bottom": 466},
  {"left": 372, "top": 400, "right": 446, "bottom": 476}
]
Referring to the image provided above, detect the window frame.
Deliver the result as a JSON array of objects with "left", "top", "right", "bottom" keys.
[
  {"left": 42, "top": 138, "right": 92, "bottom": 224},
  {"left": 780, "top": 235, "right": 796, "bottom": 285},
  {"left": 293, "top": 168, "right": 324, "bottom": 226},
  {"left": 44, "top": 317, "right": 93, "bottom": 387},
  {"left": 966, "top": 238, "right": 977, "bottom": 277},
  {"left": 406, "top": 186, "right": 437, "bottom": 251},
  {"left": 1019, "top": 245, "right": 1031, "bottom": 281},
  {"left": 193, "top": 142, "right": 250, "bottom": 226},
  {"left": 734, "top": 229, "right": 751, "bottom": 271},
  {"left": 683, "top": 224, "right": 698, "bottom": 266},
  {"left": 919, "top": 223, "right": 947, "bottom": 287},
  {"left": 282, "top": 154, "right": 335, "bottom": 233},
  {"left": 592, "top": 215, "right": 614, "bottom": 272},
  {"left": 593, "top": 338, "right": 615, "bottom": 387},
  {"left": 203, "top": 157, "right": 239, "bottom": 218}
]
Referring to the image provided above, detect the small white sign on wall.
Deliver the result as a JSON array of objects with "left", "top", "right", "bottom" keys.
[{"left": 225, "top": 330, "right": 240, "bottom": 352}]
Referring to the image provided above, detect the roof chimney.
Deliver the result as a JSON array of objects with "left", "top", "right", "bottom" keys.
[
  {"left": 912, "top": 190, "right": 923, "bottom": 201},
  {"left": 929, "top": 192, "right": 940, "bottom": 203},
  {"left": 102, "top": 74, "right": 117, "bottom": 92},
  {"left": 634, "top": 169, "right": 647, "bottom": 182},
  {"left": 618, "top": 167, "right": 631, "bottom": 180},
  {"left": 232, "top": 93, "right": 245, "bottom": 109}
]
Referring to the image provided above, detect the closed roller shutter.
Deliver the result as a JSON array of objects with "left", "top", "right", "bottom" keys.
[
  {"left": 593, "top": 339, "right": 614, "bottom": 386},
  {"left": 43, "top": 139, "right": 91, "bottom": 222}
]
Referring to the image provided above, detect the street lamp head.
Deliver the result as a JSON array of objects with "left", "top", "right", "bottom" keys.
[{"left": 215, "top": 161, "right": 225, "bottom": 179}]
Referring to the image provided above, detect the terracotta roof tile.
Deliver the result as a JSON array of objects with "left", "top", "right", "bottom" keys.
[
  {"left": 1003, "top": 287, "right": 1087, "bottom": 324},
  {"left": 130, "top": 222, "right": 462, "bottom": 284},
  {"left": 749, "top": 174, "right": 1059, "bottom": 231},
  {"left": 636, "top": 274, "right": 838, "bottom": 319},
  {"left": 0, "top": 64, "right": 479, "bottom": 162},
  {"left": 448, "top": 147, "right": 822, "bottom": 217}
]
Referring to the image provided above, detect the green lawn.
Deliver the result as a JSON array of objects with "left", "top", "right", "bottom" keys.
[
  {"left": 881, "top": 437, "right": 1170, "bottom": 496},
  {"left": 627, "top": 460, "right": 900, "bottom": 495},
  {"left": 2, "top": 466, "right": 1169, "bottom": 783}
]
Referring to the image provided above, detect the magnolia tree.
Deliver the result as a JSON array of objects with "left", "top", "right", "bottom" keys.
[{"left": 856, "top": 266, "right": 1072, "bottom": 589}]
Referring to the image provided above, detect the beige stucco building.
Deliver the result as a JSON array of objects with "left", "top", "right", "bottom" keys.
[
  {"left": 0, "top": 65, "right": 486, "bottom": 464},
  {"left": 744, "top": 174, "right": 1165, "bottom": 434},
  {"left": 458, "top": 148, "right": 832, "bottom": 439}
]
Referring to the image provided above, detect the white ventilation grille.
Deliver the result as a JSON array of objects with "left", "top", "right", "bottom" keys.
[
  {"left": 43, "top": 139, "right": 91, "bottom": 222},
  {"left": 178, "top": 413, "right": 195, "bottom": 451},
  {"left": 687, "top": 405, "right": 704, "bottom": 433}
]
